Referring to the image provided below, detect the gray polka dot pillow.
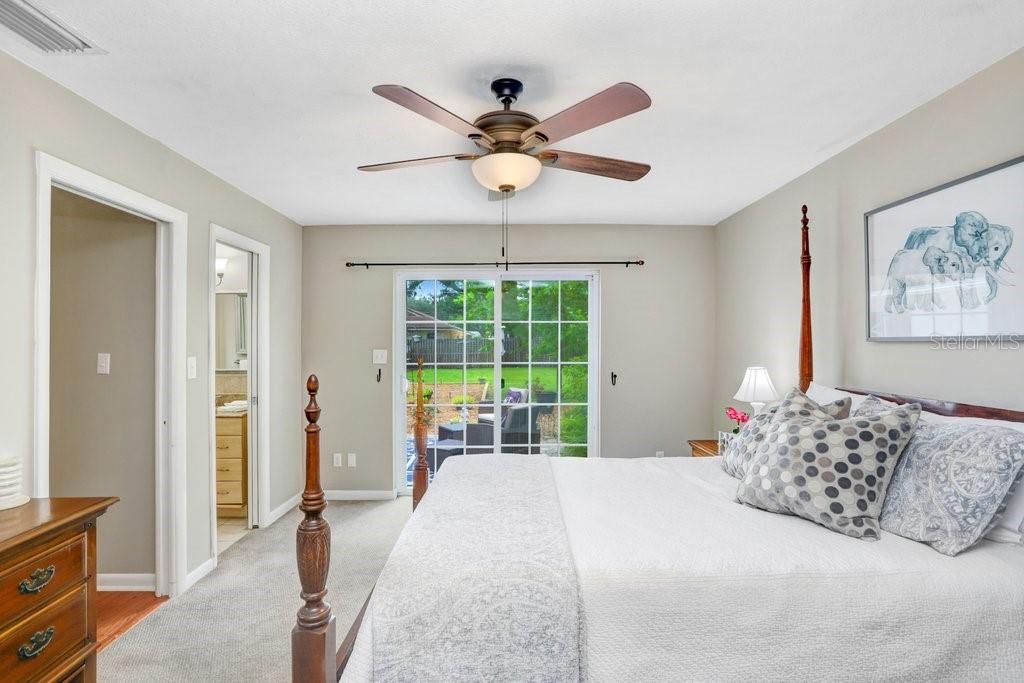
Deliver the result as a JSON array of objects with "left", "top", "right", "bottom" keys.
[
  {"left": 720, "top": 389, "right": 851, "bottom": 479},
  {"left": 720, "top": 389, "right": 856, "bottom": 481},
  {"left": 736, "top": 403, "right": 921, "bottom": 540},
  {"left": 880, "top": 421, "right": 1024, "bottom": 555}
]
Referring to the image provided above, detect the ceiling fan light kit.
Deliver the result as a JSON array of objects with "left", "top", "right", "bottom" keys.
[
  {"left": 471, "top": 151, "right": 542, "bottom": 192},
  {"left": 359, "top": 77, "right": 652, "bottom": 192}
]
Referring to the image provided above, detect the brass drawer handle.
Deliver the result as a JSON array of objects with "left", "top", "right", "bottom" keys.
[
  {"left": 18, "top": 565, "right": 56, "bottom": 595},
  {"left": 17, "top": 626, "right": 55, "bottom": 660},
  {"left": 217, "top": 489, "right": 229, "bottom": 495},
  {"left": 217, "top": 445, "right": 230, "bottom": 450}
]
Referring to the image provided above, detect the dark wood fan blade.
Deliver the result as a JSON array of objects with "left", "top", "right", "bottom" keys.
[
  {"left": 521, "top": 83, "right": 651, "bottom": 147},
  {"left": 372, "top": 85, "right": 494, "bottom": 145},
  {"left": 358, "top": 154, "right": 478, "bottom": 172},
  {"left": 538, "top": 150, "right": 650, "bottom": 181}
]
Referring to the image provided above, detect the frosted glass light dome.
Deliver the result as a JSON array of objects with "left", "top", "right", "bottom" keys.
[{"left": 471, "top": 152, "right": 542, "bottom": 192}]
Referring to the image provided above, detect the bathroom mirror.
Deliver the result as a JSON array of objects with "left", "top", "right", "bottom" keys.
[{"left": 216, "top": 292, "right": 249, "bottom": 370}]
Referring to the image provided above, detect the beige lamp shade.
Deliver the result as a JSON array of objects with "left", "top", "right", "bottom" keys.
[
  {"left": 733, "top": 366, "right": 778, "bottom": 413},
  {"left": 471, "top": 152, "right": 542, "bottom": 192}
]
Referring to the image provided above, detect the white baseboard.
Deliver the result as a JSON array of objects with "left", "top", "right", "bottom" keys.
[
  {"left": 98, "top": 573, "right": 156, "bottom": 591},
  {"left": 325, "top": 489, "right": 397, "bottom": 501},
  {"left": 180, "top": 556, "right": 217, "bottom": 594},
  {"left": 266, "top": 491, "right": 302, "bottom": 527}
]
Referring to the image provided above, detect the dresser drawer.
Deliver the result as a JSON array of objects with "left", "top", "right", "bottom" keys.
[
  {"left": 0, "top": 533, "right": 86, "bottom": 627},
  {"left": 215, "top": 458, "right": 243, "bottom": 482},
  {"left": 216, "top": 481, "right": 243, "bottom": 505},
  {"left": 216, "top": 416, "right": 245, "bottom": 436},
  {"left": 215, "top": 435, "right": 244, "bottom": 460},
  {"left": 0, "top": 583, "right": 88, "bottom": 681}
]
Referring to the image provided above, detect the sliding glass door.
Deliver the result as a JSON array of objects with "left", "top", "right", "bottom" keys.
[{"left": 398, "top": 273, "right": 597, "bottom": 489}]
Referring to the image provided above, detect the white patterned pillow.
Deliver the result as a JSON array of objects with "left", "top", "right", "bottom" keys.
[
  {"left": 736, "top": 404, "right": 921, "bottom": 540},
  {"left": 880, "top": 421, "right": 1024, "bottom": 555},
  {"left": 720, "top": 389, "right": 851, "bottom": 479}
]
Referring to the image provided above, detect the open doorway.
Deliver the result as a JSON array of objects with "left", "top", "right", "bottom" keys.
[
  {"left": 48, "top": 186, "right": 168, "bottom": 645},
  {"left": 209, "top": 225, "right": 269, "bottom": 558},
  {"left": 35, "top": 152, "right": 189, "bottom": 599},
  {"left": 213, "top": 242, "right": 254, "bottom": 552}
]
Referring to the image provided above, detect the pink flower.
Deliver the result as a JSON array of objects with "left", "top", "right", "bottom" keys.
[
  {"left": 725, "top": 406, "right": 739, "bottom": 421},
  {"left": 738, "top": 411, "right": 750, "bottom": 424}
]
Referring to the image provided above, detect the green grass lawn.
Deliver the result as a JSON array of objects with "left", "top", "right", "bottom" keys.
[{"left": 407, "top": 365, "right": 558, "bottom": 391}]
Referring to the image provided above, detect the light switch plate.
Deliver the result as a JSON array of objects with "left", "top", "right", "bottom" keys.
[
  {"left": 187, "top": 356, "right": 197, "bottom": 379},
  {"left": 96, "top": 353, "right": 111, "bottom": 375},
  {"left": 372, "top": 349, "right": 388, "bottom": 365},
  {"left": 333, "top": 453, "right": 342, "bottom": 467},
  {"left": 347, "top": 453, "right": 357, "bottom": 467}
]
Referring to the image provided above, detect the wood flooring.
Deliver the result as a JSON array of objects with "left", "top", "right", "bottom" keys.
[{"left": 97, "top": 591, "right": 169, "bottom": 651}]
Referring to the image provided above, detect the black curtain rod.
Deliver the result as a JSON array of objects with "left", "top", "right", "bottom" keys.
[{"left": 345, "top": 259, "right": 645, "bottom": 269}]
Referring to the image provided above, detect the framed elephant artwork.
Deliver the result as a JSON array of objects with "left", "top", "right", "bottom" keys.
[{"left": 865, "top": 155, "right": 1022, "bottom": 342}]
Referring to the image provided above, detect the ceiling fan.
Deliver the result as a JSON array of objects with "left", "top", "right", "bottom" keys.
[{"left": 358, "top": 78, "right": 652, "bottom": 193}]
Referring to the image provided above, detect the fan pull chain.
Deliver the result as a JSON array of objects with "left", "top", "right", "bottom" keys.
[
  {"left": 503, "top": 190, "right": 511, "bottom": 270},
  {"left": 500, "top": 191, "right": 506, "bottom": 258}
]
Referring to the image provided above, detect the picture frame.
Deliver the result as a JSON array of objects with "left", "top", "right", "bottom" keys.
[{"left": 865, "top": 155, "right": 1023, "bottom": 342}]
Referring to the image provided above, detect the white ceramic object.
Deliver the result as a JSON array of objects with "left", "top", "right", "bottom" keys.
[{"left": 0, "top": 457, "right": 29, "bottom": 511}]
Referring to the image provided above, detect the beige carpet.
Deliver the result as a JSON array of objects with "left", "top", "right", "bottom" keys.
[{"left": 99, "top": 498, "right": 411, "bottom": 681}]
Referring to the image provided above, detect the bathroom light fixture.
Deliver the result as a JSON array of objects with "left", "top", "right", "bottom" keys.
[
  {"left": 215, "top": 258, "right": 228, "bottom": 286},
  {"left": 471, "top": 151, "right": 542, "bottom": 192}
]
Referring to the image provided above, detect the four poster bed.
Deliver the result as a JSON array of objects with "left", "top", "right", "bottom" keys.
[{"left": 291, "top": 207, "right": 1024, "bottom": 682}]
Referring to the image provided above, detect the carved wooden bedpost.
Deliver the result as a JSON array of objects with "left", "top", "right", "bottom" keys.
[
  {"left": 293, "top": 375, "right": 336, "bottom": 683},
  {"left": 799, "top": 205, "right": 814, "bottom": 392},
  {"left": 412, "top": 358, "right": 430, "bottom": 510}
]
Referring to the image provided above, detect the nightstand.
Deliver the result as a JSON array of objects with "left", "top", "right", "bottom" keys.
[{"left": 687, "top": 439, "right": 720, "bottom": 457}]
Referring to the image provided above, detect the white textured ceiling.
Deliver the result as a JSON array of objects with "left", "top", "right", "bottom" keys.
[{"left": 3, "top": 1, "right": 1023, "bottom": 226}]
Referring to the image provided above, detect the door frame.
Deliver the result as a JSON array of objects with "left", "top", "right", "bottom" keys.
[
  {"left": 208, "top": 225, "right": 271, "bottom": 555},
  {"left": 34, "top": 151, "right": 188, "bottom": 597},
  {"left": 391, "top": 269, "right": 601, "bottom": 493}
]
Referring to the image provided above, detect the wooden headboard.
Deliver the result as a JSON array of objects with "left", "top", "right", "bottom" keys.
[{"left": 836, "top": 387, "right": 1024, "bottom": 423}]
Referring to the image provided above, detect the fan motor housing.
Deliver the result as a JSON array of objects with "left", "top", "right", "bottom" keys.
[{"left": 473, "top": 110, "right": 540, "bottom": 150}]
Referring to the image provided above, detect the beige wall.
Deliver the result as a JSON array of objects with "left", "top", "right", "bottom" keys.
[
  {"left": 303, "top": 224, "right": 716, "bottom": 491},
  {"left": 714, "top": 48, "right": 1024, "bottom": 427},
  {"left": 0, "top": 51, "right": 304, "bottom": 574},
  {"left": 50, "top": 189, "right": 156, "bottom": 574}
]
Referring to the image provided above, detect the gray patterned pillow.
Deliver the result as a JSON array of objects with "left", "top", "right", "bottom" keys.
[
  {"left": 880, "top": 421, "right": 1024, "bottom": 555},
  {"left": 736, "top": 404, "right": 921, "bottom": 540},
  {"left": 851, "top": 394, "right": 897, "bottom": 418},
  {"left": 720, "top": 390, "right": 852, "bottom": 479}
]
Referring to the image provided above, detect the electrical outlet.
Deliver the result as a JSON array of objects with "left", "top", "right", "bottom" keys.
[
  {"left": 372, "top": 349, "right": 388, "bottom": 364},
  {"left": 347, "top": 453, "right": 357, "bottom": 467},
  {"left": 96, "top": 353, "right": 111, "bottom": 375},
  {"left": 333, "top": 453, "right": 342, "bottom": 467},
  {"left": 655, "top": 450, "right": 665, "bottom": 458}
]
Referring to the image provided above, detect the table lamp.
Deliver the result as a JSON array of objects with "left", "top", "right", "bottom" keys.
[{"left": 734, "top": 366, "right": 778, "bottom": 415}]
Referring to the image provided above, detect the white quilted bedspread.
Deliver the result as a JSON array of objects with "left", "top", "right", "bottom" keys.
[
  {"left": 345, "top": 455, "right": 1024, "bottom": 681},
  {"left": 550, "top": 456, "right": 1024, "bottom": 682}
]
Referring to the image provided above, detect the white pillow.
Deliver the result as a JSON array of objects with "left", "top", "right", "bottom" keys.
[{"left": 919, "top": 412, "right": 1024, "bottom": 544}]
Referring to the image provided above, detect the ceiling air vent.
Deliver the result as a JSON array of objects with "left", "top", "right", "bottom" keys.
[{"left": 0, "top": 0, "right": 101, "bottom": 54}]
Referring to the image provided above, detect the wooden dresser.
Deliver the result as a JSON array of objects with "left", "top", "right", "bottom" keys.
[
  {"left": 216, "top": 412, "right": 248, "bottom": 518},
  {"left": 0, "top": 497, "right": 117, "bottom": 683}
]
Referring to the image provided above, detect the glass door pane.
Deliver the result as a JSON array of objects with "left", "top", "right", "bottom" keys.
[
  {"left": 499, "top": 278, "right": 590, "bottom": 456},
  {"left": 403, "top": 278, "right": 496, "bottom": 486}
]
